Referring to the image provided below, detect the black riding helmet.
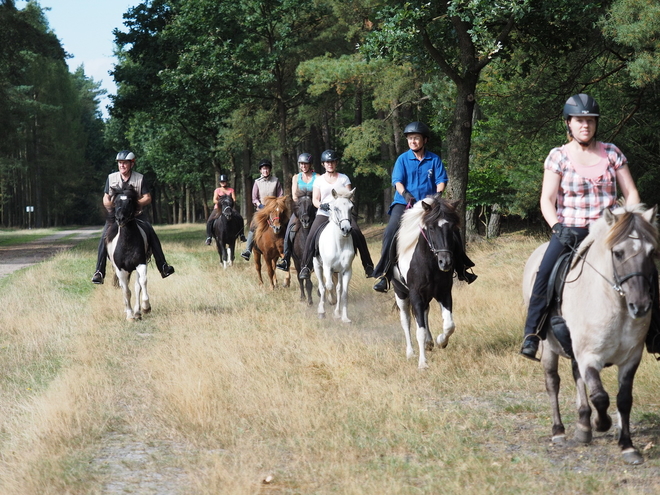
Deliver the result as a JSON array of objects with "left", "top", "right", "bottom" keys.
[
  {"left": 563, "top": 94, "right": 600, "bottom": 145},
  {"left": 219, "top": 174, "right": 228, "bottom": 182},
  {"left": 321, "top": 149, "right": 339, "bottom": 162},
  {"left": 403, "top": 121, "right": 431, "bottom": 138},
  {"left": 298, "top": 153, "right": 313, "bottom": 164},
  {"left": 258, "top": 159, "right": 272, "bottom": 170}
]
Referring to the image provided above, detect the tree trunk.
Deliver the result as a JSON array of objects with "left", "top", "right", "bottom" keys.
[
  {"left": 446, "top": 81, "right": 477, "bottom": 245},
  {"left": 465, "top": 208, "right": 478, "bottom": 241},
  {"left": 487, "top": 203, "right": 501, "bottom": 239}
]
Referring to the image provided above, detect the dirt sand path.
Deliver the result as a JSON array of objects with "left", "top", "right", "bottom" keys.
[{"left": 0, "top": 227, "right": 102, "bottom": 280}]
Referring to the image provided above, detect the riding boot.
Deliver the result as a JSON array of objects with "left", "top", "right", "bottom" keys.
[
  {"left": 242, "top": 230, "right": 255, "bottom": 260},
  {"left": 520, "top": 293, "right": 547, "bottom": 361},
  {"left": 92, "top": 220, "right": 111, "bottom": 284},
  {"left": 277, "top": 228, "right": 295, "bottom": 271},
  {"left": 349, "top": 225, "right": 374, "bottom": 277},
  {"left": 453, "top": 231, "right": 477, "bottom": 284},
  {"left": 138, "top": 219, "right": 175, "bottom": 278}
]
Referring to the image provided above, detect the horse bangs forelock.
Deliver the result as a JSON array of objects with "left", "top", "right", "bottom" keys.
[
  {"left": 605, "top": 208, "right": 659, "bottom": 250},
  {"left": 296, "top": 189, "right": 313, "bottom": 201},
  {"left": 396, "top": 200, "right": 429, "bottom": 253},
  {"left": 423, "top": 199, "right": 460, "bottom": 230}
]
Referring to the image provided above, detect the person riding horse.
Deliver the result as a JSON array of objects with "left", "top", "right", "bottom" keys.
[
  {"left": 241, "top": 159, "right": 284, "bottom": 261},
  {"left": 277, "top": 152, "right": 317, "bottom": 272},
  {"left": 205, "top": 174, "right": 245, "bottom": 245},
  {"left": 297, "top": 149, "right": 374, "bottom": 281},
  {"left": 520, "top": 94, "right": 660, "bottom": 361},
  {"left": 371, "top": 121, "right": 476, "bottom": 293},
  {"left": 91, "top": 150, "right": 175, "bottom": 285}
]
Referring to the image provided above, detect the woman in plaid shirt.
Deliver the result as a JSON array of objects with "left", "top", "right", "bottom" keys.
[{"left": 520, "top": 94, "right": 643, "bottom": 361}]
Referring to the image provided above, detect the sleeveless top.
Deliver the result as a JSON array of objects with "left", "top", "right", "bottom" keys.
[
  {"left": 315, "top": 173, "right": 351, "bottom": 217},
  {"left": 213, "top": 187, "right": 235, "bottom": 209},
  {"left": 255, "top": 176, "right": 280, "bottom": 201},
  {"left": 107, "top": 171, "right": 144, "bottom": 195},
  {"left": 297, "top": 172, "right": 316, "bottom": 193}
]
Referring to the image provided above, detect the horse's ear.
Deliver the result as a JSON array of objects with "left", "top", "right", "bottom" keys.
[
  {"left": 332, "top": 189, "right": 338, "bottom": 199},
  {"left": 422, "top": 200, "right": 432, "bottom": 212},
  {"left": 642, "top": 205, "right": 658, "bottom": 226},
  {"left": 604, "top": 208, "right": 617, "bottom": 226}
]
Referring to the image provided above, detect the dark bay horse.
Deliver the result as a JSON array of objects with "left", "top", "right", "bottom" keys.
[
  {"left": 523, "top": 204, "right": 658, "bottom": 465},
  {"left": 106, "top": 184, "right": 151, "bottom": 320},
  {"left": 392, "top": 196, "right": 459, "bottom": 368},
  {"left": 292, "top": 190, "right": 317, "bottom": 305},
  {"left": 253, "top": 195, "right": 290, "bottom": 289},
  {"left": 212, "top": 194, "right": 244, "bottom": 269}
]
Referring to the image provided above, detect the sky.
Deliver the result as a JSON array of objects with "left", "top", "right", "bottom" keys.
[{"left": 17, "top": 0, "right": 141, "bottom": 119}]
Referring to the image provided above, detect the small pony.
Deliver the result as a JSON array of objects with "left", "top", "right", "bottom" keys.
[
  {"left": 253, "top": 195, "right": 290, "bottom": 289},
  {"left": 292, "top": 190, "right": 317, "bottom": 305},
  {"left": 523, "top": 204, "right": 658, "bottom": 465},
  {"left": 212, "top": 194, "right": 244, "bottom": 269},
  {"left": 314, "top": 187, "right": 356, "bottom": 323},
  {"left": 392, "top": 196, "right": 459, "bottom": 369},
  {"left": 105, "top": 184, "right": 152, "bottom": 320}
]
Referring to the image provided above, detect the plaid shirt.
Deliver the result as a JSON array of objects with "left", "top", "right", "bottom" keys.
[{"left": 545, "top": 143, "right": 626, "bottom": 228}]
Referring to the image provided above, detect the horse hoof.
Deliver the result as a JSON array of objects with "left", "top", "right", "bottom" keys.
[
  {"left": 593, "top": 414, "right": 612, "bottom": 433},
  {"left": 143, "top": 306, "right": 151, "bottom": 314},
  {"left": 318, "top": 313, "right": 325, "bottom": 319},
  {"left": 418, "top": 361, "right": 429, "bottom": 370},
  {"left": 574, "top": 427, "right": 592, "bottom": 444},
  {"left": 622, "top": 449, "right": 644, "bottom": 465},
  {"left": 552, "top": 435, "right": 566, "bottom": 444},
  {"left": 425, "top": 341, "right": 434, "bottom": 352},
  {"left": 341, "top": 318, "right": 352, "bottom": 324}
]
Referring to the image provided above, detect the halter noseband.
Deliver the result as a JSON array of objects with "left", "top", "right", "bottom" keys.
[{"left": 419, "top": 226, "right": 452, "bottom": 259}]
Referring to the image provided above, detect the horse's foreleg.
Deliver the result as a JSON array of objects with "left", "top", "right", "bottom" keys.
[
  {"left": 305, "top": 279, "right": 313, "bottom": 306},
  {"left": 314, "top": 259, "right": 326, "bottom": 319},
  {"left": 541, "top": 350, "right": 565, "bottom": 443},
  {"left": 572, "top": 360, "right": 594, "bottom": 444},
  {"left": 436, "top": 301, "right": 455, "bottom": 349},
  {"left": 326, "top": 270, "right": 337, "bottom": 306},
  {"left": 254, "top": 253, "right": 264, "bottom": 285},
  {"left": 117, "top": 270, "right": 134, "bottom": 320},
  {"left": 334, "top": 269, "right": 352, "bottom": 323},
  {"left": 395, "top": 294, "right": 414, "bottom": 360},
  {"left": 267, "top": 258, "right": 277, "bottom": 290},
  {"left": 422, "top": 307, "right": 433, "bottom": 352},
  {"left": 584, "top": 365, "right": 612, "bottom": 434},
  {"left": 136, "top": 264, "right": 150, "bottom": 315},
  {"left": 411, "top": 298, "right": 430, "bottom": 369},
  {"left": 617, "top": 360, "right": 644, "bottom": 465}
]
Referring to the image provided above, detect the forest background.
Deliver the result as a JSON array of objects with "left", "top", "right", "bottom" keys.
[{"left": 1, "top": 0, "right": 659, "bottom": 238}]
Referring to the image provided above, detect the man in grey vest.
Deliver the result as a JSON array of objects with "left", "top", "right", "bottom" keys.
[
  {"left": 91, "top": 150, "right": 175, "bottom": 284},
  {"left": 241, "top": 159, "right": 284, "bottom": 261}
]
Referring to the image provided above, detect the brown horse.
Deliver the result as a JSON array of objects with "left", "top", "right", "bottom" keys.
[{"left": 252, "top": 195, "right": 290, "bottom": 289}]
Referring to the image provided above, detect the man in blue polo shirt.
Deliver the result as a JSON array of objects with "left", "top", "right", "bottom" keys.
[{"left": 372, "top": 121, "right": 476, "bottom": 292}]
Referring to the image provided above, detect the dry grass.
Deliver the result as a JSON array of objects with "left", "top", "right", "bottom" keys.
[{"left": 1, "top": 225, "right": 660, "bottom": 494}]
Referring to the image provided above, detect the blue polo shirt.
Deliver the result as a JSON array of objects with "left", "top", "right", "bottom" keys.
[{"left": 390, "top": 148, "right": 448, "bottom": 212}]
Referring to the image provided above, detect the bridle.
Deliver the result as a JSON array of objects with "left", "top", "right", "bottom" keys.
[
  {"left": 419, "top": 224, "right": 452, "bottom": 261},
  {"left": 330, "top": 201, "right": 352, "bottom": 232}
]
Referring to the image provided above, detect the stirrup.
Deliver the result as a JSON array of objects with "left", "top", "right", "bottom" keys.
[
  {"left": 91, "top": 271, "right": 104, "bottom": 285},
  {"left": 373, "top": 276, "right": 389, "bottom": 293},
  {"left": 520, "top": 335, "right": 540, "bottom": 362}
]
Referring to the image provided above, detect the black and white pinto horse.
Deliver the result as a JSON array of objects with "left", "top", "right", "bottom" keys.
[
  {"left": 291, "top": 190, "right": 317, "bottom": 305},
  {"left": 392, "top": 196, "right": 459, "bottom": 369},
  {"left": 523, "top": 204, "right": 658, "bottom": 465},
  {"left": 106, "top": 184, "right": 151, "bottom": 320},
  {"left": 212, "top": 194, "right": 244, "bottom": 269}
]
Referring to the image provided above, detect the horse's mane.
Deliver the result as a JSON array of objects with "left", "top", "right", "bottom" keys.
[
  {"left": 575, "top": 204, "right": 658, "bottom": 261},
  {"left": 254, "top": 195, "right": 289, "bottom": 236},
  {"left": 397, "top": 196, "right": 459, "bottom": 253}
]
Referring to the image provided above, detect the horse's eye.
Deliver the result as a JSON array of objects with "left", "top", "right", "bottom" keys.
[{"left": 613, "top": 249, "right": 624, "bottom": 260}]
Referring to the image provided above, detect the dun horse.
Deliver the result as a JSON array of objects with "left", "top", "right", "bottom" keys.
[
  {"left": 105, "top": 184, "right": 151, "bottom": 320},
  {"left": 314, "top": 188, "right": 356, "bottom": 323},
  {"left": 392, "top": 196, "right": 458, "bottom": 369},
  {"left": 523, "top": 204, "right": 658, "bottom": 465},
  {"left": 212, "top": 194, "right": 244, "bottom": 268},
  {"left": 252, "top": 196, "right": 290, "bottom": 289},
  {"left": 291, "top": 190, "right": 317, "bottom": 305}
]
